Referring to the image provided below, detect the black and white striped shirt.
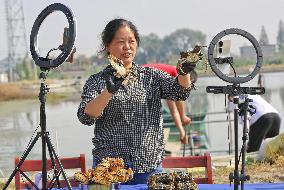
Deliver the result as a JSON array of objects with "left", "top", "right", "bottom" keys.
[{"left": 77, "top": 63, "right": 191, "bottom": 173}]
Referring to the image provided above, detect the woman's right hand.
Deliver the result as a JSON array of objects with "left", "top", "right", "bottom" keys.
[{"left": 102, "top": 65, "right": 124, "bottom": 94}]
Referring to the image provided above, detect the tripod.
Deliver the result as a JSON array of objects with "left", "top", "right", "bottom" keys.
[
  {"left": 206, "top": 84, "right": 264, "bottom": 190},
  {"left": 228, "top": 95, "right": 252, "bottom": 190},
  {"left": 4, "top": 71, "right": 71, "bottom": 190}
]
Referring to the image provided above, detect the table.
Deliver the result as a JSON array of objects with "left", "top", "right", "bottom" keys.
[{"left": 54, "top": 183, "right": 284, "bottom": 190}]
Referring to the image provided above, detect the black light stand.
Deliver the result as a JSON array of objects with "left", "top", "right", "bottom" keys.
[
  {"left": 206, "top": 28, "right": 264, "bottom": 190},
  {"left": 207, "top": 85, "right": 264, "bottom": 190},
  {"left": 4, "top": 3, "right": 76, "bottom": 189},
  {"left": 235, "top": 96, "right": 252, "bottom": 190},
  {"left": 230, "top": 93, "right": 251, "bottom": 190}
]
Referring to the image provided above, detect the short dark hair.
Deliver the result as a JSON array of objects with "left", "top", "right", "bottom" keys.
[{"left": 100, "top": 18, "right": 140, "bottom": 55}]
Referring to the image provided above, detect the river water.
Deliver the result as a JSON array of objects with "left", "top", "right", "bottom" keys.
[{"left": 0, "top": 72, "right": 283, "bottom": 176}]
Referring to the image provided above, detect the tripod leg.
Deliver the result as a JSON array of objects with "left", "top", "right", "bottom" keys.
[
  {"left": 234, "top": 108, "right": 239, "bottom": 190},
  {"left": 46, "top": 135, "right": 72, "bottom": 190},
  {"left": 3, "top": 133, "right": 41, "bottom": 190},
  {"left": 241, "top": 108, "right": 250, "bottom": 190},
  {"left": 45, "top": 134, "right": 61, "bottom": 188}
]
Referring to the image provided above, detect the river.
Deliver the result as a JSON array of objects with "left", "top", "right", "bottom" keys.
[{"left": 0, "top": 71, "right": 283, "bottom": 176}]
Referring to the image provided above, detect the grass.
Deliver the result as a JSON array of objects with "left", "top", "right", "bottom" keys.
[
  {"left": 0, "top": 180, "right": 14, "bottom": 190},
  {"left": 210, "top": 155, "right": 284, "bottom": 184}
]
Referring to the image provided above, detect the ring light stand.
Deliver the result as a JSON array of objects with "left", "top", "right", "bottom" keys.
[
  {"left": 206, "top": 28, "right": 265, "bottom": 190},
  {"left": 4, "top": 3, "right": 76, "bottom": 190}
]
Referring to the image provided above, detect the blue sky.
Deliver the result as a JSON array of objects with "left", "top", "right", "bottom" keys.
[{"left": 0, "top": 0, "right": 284, "bottom": 59}]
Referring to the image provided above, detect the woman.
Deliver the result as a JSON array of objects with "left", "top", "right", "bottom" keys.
[{"left": 77, "top": 18, "right": 196, "bottom": 184}]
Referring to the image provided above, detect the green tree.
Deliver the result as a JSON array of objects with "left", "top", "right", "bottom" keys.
[
  {"left": 259, "top": 26, "right": 269, "bottom": 45},
  {"left": 14, "top": 57, "right": 38, "bottom": 80},
  {"left": 90, "top": 28, "right": 206, "bottom": 66},
  {"left": 136, "top": 29, "right": 206, "bottom": 65},
  {"left": 162, "top": 28, "right": 206, "bottom": 63},
  {"left": 136, "top": 33, "right": 163, "bottom": 64},
  {"left": 277, "top": 20, "right": 284, "bottom": 52}
]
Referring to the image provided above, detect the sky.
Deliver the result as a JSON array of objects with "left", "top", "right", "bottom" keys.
[{"left": 0, "top": 0, "right": 284, "bottom": 60}]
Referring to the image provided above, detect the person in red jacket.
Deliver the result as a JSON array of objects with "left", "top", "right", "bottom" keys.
[{"left": 144, "top": 63, "right": 197, "bottom": 144}]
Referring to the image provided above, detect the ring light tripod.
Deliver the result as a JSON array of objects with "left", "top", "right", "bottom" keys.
[
  {"left": 206, "top": 28, "right": 265, "bottom": 190},
  {"left": 4, "top": 3, "right": 76, "bottom": 190}
]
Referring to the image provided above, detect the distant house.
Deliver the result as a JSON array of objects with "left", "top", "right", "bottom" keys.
[
  {"left": 240, "top": 26, "right": 277, "bottom": 59},
  {"left": 240, "top": 44, "right": 276, "bottom": 59},
  {"left": 0, "top": 72, "right": 8, "bottom": 83},
  {"left": 0, "top": 58, "right": 9, "bottom": 83}
]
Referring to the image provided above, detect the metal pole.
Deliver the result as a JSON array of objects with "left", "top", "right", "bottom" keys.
[
  {"left": 241, "top": 98, "right": 250, "bottom": 190},
  {"left": 234, "top": 106, "right": 239, "bottom": 190},
  {"left": 39, "top": 73, "right": 47, "bottom": 190}
]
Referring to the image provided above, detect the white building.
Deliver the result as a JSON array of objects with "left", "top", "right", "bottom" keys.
[
  {"left": 240, "top": 44, "right": 276, "bottom": 59},
  {"left": 0, "top": 72, "right": 8, "bottom": 83},
  {"left": 0, "top": 58, "right": 9, "bottom": 83}
]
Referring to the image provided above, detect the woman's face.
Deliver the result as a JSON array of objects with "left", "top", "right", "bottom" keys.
[{"left": 107, "top": 26, "right": 137, "bottom": 68}]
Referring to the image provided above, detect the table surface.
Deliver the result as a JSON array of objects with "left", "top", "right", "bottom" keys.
[{"left": 49, "top": 183, "right": 284, "bottom": 190}]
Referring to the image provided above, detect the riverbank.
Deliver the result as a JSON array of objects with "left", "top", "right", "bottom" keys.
[
  {"left": 198, "top": 63, "right": 284, "bottom": 77},
  {"left": 0, "top": 79, "right": 80, "bottom": 102},
  {"left": 0, "top": 82, "right": 37, "bottom": 101},
  {"left": 2, "top": 63, "right": 284, "bottom": 102}
]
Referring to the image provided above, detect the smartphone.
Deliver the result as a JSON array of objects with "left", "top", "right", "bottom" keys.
[
  {"left": 216, "top": 39, "right": 231, "bottom": 58},
  {"left": 216, "top": 39, "right": 231, "bottom": 75}
]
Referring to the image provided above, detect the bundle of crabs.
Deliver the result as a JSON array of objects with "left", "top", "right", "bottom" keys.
[{"left": 74, "top": 157, "right": 133, "bottom": 185}]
